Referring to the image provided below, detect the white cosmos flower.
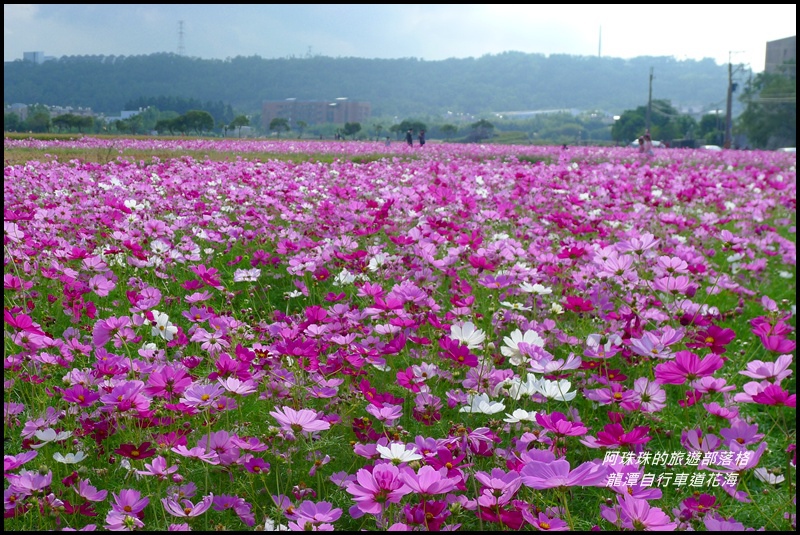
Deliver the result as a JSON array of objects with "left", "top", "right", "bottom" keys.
[
  {"left": 375, "top": 443, "right": 423, "bottom": 465},
  {"left": 754, "top": 468, "right": 785, "bottom": 485},
  {"left": 459, "top": 393, "right": 506, "bottom": 414},
  {"left": 534, "top": 379, "right": 577, "bottom": 402},
  {"left": 450, "top": 322, "right": 486, "bottom": 350},
  {"left": 150, "top": 310, "right": 178, "bottom": 341},
  {"left": 333, "top": 269, "right": 356, "bottom": 286},
  {"left": 501, "top": 374, "right": 543, "bottom": 400},
  {"left": 501, "top": 329, "right": 545, "bottom": 366},
  {"left": 550, "top": 303, "right": 565, "bottom": 315},
  {"left": 503, "top": 409, "right": 539, "bottom": 423},
  {"left": 233, "top": 268, "right": 261, "bottom": 282},
  {"left": 501, "top": 301, "right": 532, "bottom": 311},
  {"left": 519, "top": 283, "right": 553, "bottom": 295},
  {"left": 33, "top": 428, "right": 73, "bottom": 448},
  {"left": 53, "top": 451, "right": 87, "bottom": 464}
]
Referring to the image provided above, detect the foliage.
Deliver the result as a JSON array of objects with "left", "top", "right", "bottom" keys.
[
  {"left": 4, "top": 52, "right": 728, "bottom": 117},
  {"left": 269, "top": 117, "right": 291, "bottom": 137},
  {"left": 466, "top": 119, "right": 495, "bottom": 142},
  {"left": 342, "top": 122, "right": 362, "bottom": 139},
  {"left": 440, "top": 124, "right": 458, "bottom": 139},
  {"left": 611, "top": 99, "right": 697, "bottom": 143},
  {"left": 229, "top": 115, "right": 250, "bottom": 138},
  {"left": 737, "top": 68, "right": 797, "bottom": 149}
]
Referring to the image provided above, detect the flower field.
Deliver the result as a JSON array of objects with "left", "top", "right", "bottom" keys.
[{"left": 3, "top": 138, "right": 796, "bottom": 531}]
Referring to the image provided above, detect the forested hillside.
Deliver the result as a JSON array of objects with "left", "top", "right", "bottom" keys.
[{"left": 4, "top": 51, "right": 728, "bottom": 117}]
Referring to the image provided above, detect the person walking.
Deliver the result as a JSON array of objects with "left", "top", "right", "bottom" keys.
[
  {"left": 418, "top": 130, "right": 426, "bottom": 147},
  {"left": 405, "top": 129, "right": 413, "bottom": 146}
]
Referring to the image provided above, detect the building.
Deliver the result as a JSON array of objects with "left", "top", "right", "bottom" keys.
[
  {"left": 262, "top": 98, "right": 371, "bottom": 129},
  {"left": 22, "top": 51, "right": 55, "bottom": 64},
  {"left": 765, "top": 36, "right": 796, "bottom": 75}
]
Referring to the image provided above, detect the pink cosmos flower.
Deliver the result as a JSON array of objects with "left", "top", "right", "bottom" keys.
[
  {"left": 180, "top": 383, "right": 225, "bottom": 409},
  {"left": 88, "top": 274, "right": 116, "bottom": 297},
  {"left": 135, "top": 456, "right": 179, "bottom": 480},
  {"left": 346, "top": 463, "right": 412, "bottom": 515},
  {"left": 622, "top": 377, "right": 667, "bottom": 413},
  {"left": 691, "top": 376, "right": 736, "bottom": 394},
  {"left": 474, "top": 468, "right": 522, "bottom": 507},
  {"left": 162, "top": 493, "right": 214, "bottom": 518},
  {"left": 739, "top": 354, "right": 793, "bottom": 382},
  {"left": 703, "top": 401, "right": 739, "bottom": 420},
  {"left": 616, "top": 493, "right": 677, "bottom": 531},
  {"left": 703, "top": 513, "right": 757, "bottom": 531},
  {"left": 291, "top": 499, "right": 343, "bottom": 527},
  {"left": 270, "top": 406, "right": 331, "bottom": 434},
  {"left": 654, "top": 350, "right": 724, "bottom": 384},
  {"left": 111, "top": 489, "right": 149, "bottom": 516},
  {"left": 398, "top": 466, "right": 460, "bottom": 497},
  {"left": 720, "top": 420, "right": 764, "bottom": 447},
  {"left": 520, "top": 458, "right": 608, "bottom": 489}
]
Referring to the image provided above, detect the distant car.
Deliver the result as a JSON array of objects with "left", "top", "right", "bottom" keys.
[
  {"left": 777, "top": 147, "right": 796, "bottom": 153},
  {"left": 700, "top": 145, "right": 722, "bottom": 151},
  {"left": 629, "top": 139, "right": 664, "bottom": 148}
]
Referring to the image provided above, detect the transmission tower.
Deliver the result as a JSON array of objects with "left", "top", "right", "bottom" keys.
[{"left": 178, "top": 20, "right": 185, "bottom": 56}]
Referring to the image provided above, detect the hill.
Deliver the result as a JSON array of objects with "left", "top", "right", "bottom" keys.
[{"left": 4, "top": 51, "right": 728, "bottom": 117}]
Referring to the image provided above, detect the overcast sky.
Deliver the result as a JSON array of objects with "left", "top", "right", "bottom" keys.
[{"left": 4, "top": 4, "right": 796, "bottom": 72}]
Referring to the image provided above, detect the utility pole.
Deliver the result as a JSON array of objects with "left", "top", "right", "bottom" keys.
[
  {"left": 646, "top": 68, "right": 653, "bottom": 133},
  {"left": 724, "top": 54, "right": 733, "bottom": 149},
  {"left": 178, "top": 20, "right": 185, "bottom": 56},
  {"left": 724, "top": 51, "right": 745, "bottom": 150}
]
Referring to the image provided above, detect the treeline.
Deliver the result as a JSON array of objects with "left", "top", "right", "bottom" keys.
[{"left": 4, "top": 51, "right": 728, "bottom": 117}]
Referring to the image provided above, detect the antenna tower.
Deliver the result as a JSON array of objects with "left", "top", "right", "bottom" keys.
[{"left": 178, "top": 20, "right": 185, "bottom": 56}]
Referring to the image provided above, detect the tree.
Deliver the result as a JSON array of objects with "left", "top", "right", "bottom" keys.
[
  {"left": 229, "top": 115, "right": 250, "bottom": 138},
  {"left": 4, "top": 112, "right": 22, "bottom": 132},
  {"left": 269, "top": 117, "right": 290, "bottom": 138},
  {"left": 398, "top": 119, "right": 427, "bottom": 135},
  {"left": 440, "top": 124, "right": 458, "bottom": 139},
  {"left": 343, "top": 122, "right": 362, "bottom": 139},
  {"left": 374, "top": 123, "right": 383, "bottom": 141},
  {"left": 611, "top": 99, "right": 688, "bottom": 143},
  {"left": 183, "top": 110, "right": 214, "bottom": 135},
  {"left": 467, "top": 119, "right": 495, "bottom": 142},
  {"left": 295, "top": 120, "right": 307, "bottom": 139},
  {"left": 697, "top": 113, "right": 725, "bottom": 145},
  {"left": 26, "top": 104, "right": 51, "bottom": 133},
  {"left": 737, "top": 69, "right": 796, "bottom": 149},
  {"left": 155, "top": 118, "right": 176, "bottom": 135}
]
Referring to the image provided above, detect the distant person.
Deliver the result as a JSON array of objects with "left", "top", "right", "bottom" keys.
[
  {"left": 637, "top": 136, "right": 646, "bottom": 154},
  {"left": 385, "top": 136, "right": 391, "bottom": 147},
  {"left": 418, "top": 130, "right": 426, "bottom": 146},
  {"left": 643, "top": 133, "right": 654, "bottom": 156},
  {"left": 405, "top": 129, "right": 413, "bottom": 146}
]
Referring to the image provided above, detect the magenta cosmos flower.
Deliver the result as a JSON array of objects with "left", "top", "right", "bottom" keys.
[
  {"left": 269, "top": 406, "right": 331, "bottom": 434},
  {"left": 346, "top": 463, "right": 412, "bottom": 515},
  {"left": 654, "top": 350, "right": 723, "bottom": 384},
  {"left": 535, "top": 411, "right": 588, "bottom": 437}
]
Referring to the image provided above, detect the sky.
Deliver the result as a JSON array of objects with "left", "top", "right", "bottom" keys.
[{"left": 4, "top": 4, "right": 796, "bottom": 72}]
